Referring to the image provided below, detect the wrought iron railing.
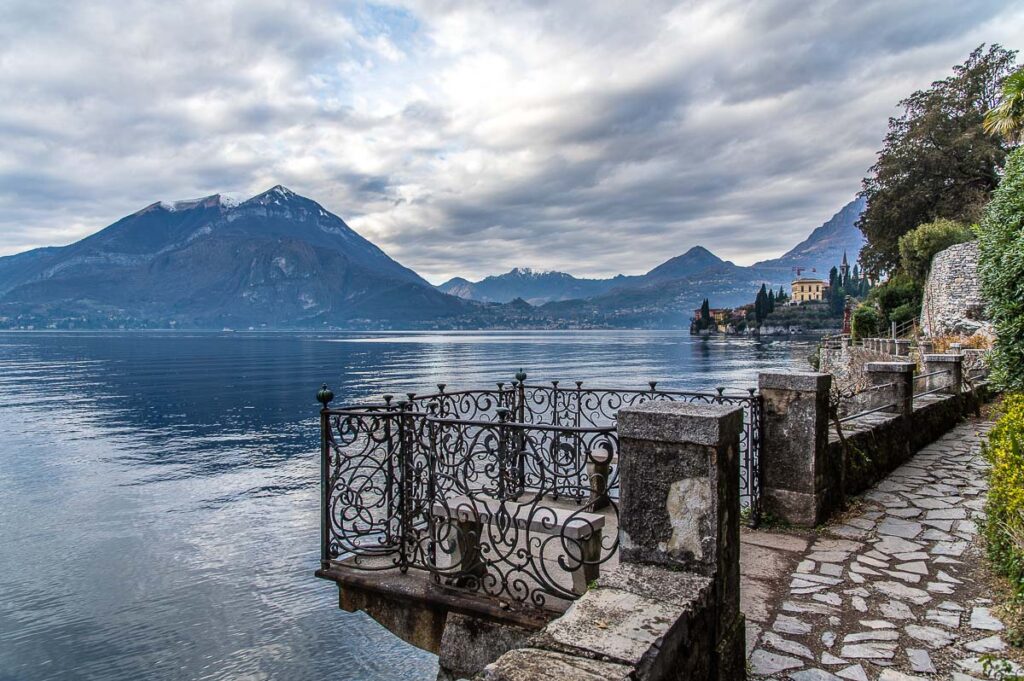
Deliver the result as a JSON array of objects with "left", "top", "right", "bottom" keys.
[{"left": 317, "top": 374, "right": 762, "bottom": 609}]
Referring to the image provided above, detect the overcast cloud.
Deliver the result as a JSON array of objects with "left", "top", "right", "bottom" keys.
[{"left": 1, "top": 0, "right": 1022, "bottom": 282}]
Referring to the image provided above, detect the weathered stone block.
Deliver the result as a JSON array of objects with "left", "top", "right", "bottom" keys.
[
  {"left": 479, "top": 648, "right": 633, "bottom": 681},
  {"left": 529, "top": 566, "right": 717, "bottom": 681},
  {"left": 758, "top": 371, "right": 838, "bottom": 527},
  {"left": 438, "top": 613, "right": 533, "bottom": 681}
]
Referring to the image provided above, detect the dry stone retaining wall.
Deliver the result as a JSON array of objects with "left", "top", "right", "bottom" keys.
[{"left": 920, "top": 241, "right": 989, "bottom": 337}]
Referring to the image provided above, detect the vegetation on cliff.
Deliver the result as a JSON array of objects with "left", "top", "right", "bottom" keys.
[{"left": 978, "top": 146, "right": 1024, "bottom": 392}]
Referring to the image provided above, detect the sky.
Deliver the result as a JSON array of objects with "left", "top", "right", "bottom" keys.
[{"left": 1, "top": 1, "right": 1022, "bottom": 283}]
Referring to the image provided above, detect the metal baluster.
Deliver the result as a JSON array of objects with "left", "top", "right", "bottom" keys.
[{"left": 317, "top": 384, "right": 334, "bottom": 570}]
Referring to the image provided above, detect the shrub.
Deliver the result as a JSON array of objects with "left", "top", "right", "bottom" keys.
[
  {"left": 851, "top": 304, "right": 879, "bottom": 340},
  {"left": 867, "top": 274, "right": 922, "bottom": 328},
  {"left": 983, "top": 395, "right": 1024, "bottom": 607},
  {"left": 898, "top": 218, "right": 975, "bottom": 284},
  {"left": 978, "top": 146, "right": 1024, "bottom": 392}
]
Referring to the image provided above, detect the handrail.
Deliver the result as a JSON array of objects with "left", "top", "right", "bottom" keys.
[
  {"left": 839, "top": 402, "right": 898, "bottom": 423},
  {"left": 914, "top": 386, "right": 953, "bottom": 399},
  {"left": 846, "top": 381, "right": 898, "bottom": 398},
  {"left": 914, "top": 369, "right": 951, "bottom": 381}
]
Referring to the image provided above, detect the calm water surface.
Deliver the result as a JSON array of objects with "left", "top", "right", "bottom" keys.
[{"left": 0, "top": 330, "right": 813, "bottom": 681}]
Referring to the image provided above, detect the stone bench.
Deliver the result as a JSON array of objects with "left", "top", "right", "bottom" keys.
[{"left": 431, "top": 495, "right": 604, "bottom": 594}]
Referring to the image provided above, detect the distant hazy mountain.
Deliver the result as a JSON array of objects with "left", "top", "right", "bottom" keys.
[
  {"left": 0, "top": 186, "right": 465, "bottom": 328},
  {"left": 438, "top": 267, "right": 624, "bottom": 304},
  {"left": 754, "top": 197, "right": 866, "bottom": 277},
  {"left": 438, "top": 246, "right": 728, "bottom": 305}
]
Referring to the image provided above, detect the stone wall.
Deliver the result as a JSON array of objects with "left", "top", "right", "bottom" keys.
[{"left": 920, "top": 241, "right": 989, "bottom": 336}]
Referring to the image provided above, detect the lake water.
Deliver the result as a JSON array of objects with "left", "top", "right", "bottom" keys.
[{"left": 0, "top": 330, "right": 813, "bottom": 681}]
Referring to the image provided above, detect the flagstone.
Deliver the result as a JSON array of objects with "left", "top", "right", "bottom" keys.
[
  {"left": 907, "top": 648, "right": 935, "bottom": 673},
  {"left": 749, "top": 649, "right": 804, "bottom": 676},
  {"left": 904, "top": 624, "right": 956, "bottom": 648},
  {"left": 969, "top": 607, "right": 1004, "bottom": 631},
  {"left": 836, "top": 665, "right": 868, "bottom": 681},
  {"left": 839, "top": 642, "right": 896, "bottom": 659},
  {"left": 964, "top": 635, "right": 1006, "bottom": 653}
]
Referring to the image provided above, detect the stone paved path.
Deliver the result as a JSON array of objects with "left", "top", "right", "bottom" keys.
[{"left": 747, "top": 417, "right": 1023, "bottom": 680}]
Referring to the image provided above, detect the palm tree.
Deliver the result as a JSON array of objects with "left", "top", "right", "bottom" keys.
[{"left": 984, "top": 67, "right": 1024, "bottom": 144}]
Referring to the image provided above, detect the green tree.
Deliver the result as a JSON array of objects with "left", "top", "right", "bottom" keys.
[
  {"left": 851, "top": 304, "right": 880, "bottom": 340},
  {"left": 858, "top": 44, "right": 1017, "bottom": 274},
  {"left": 767, "top": 288, "right": 775, "bottom": 313},
  {"left": 754, "top": 284, "right": 768, "bottom": 324},
  {"left": 867, "top": 274, "right": 922, "bottom": 330},
  {"left": 984, "top": 66, "right": 1024, "bottom": 143},
  {"left": 897, "top": 218, "right": 975, "bottom": 285},
  {"left": 978, "top": 146, "right": 1024, "bottom": 391},
  {"left": 699, "top": 298, "right": 711, "bottom": 331}
]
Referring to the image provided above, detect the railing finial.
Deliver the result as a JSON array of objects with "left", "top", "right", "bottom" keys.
[
  {"left": 316, "top": 383, "right": 334, "bottom": 408},
  {"left": 515, "top": 368, "right": 527, "bottom": 382}
]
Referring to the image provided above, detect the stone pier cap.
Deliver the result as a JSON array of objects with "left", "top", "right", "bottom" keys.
[
  {"left": 865, "top": 361, "right": 916, "bottom": 373},
  {"left": 923, "top": 353, "right": 964, "bottom": 363},
  {"left": 617, "top": 401, "right": 743, "bottom": 445},
  {"left": 758, "top": 371, "right": 830, "bottom": 392}
]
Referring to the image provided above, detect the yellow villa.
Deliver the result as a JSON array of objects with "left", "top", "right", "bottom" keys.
[{"left": 791, "top": 277, "right": 828, "bottom": 303}]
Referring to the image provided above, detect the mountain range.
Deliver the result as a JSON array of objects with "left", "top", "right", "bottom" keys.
[{"left": 0, "top": 187, "right": 865, "bottom": 330}]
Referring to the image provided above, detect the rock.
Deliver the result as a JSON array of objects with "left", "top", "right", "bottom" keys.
[
  {"left": 842, "top": 630, "right": 898, "bottom": 643},
  {"left": 789, "top": 670, "right": 843, "bottom": 681},
  {"left": 874, "top": 536, "right": 924, "bottom": 555},
  {"left": 764, "top": 632, "right": 814, "bottom": 659},
  {"left": 876, "top": 518, "right": 923, "bottom": 540},
  {"left": 858, "top": 620, "right": 895, "bottom": 629},
  {"left": 930, "top": 541, "right": 968, "bottom": 556},
  {"left": 878, "top": 671, "right": 930, "bottom": 681},
  {"left": 836, "top": 665, "right": 868, "bottom": 681},
  {"left": 969, "top": 606, "right": 1004, "bottom": 631},
  {"left": 839, "top": 642, "right": 896, "bottom": 659},
  {"left": 821, "top": 652, "right": 846, "bottom": 666},
  {"left": 749, "top": 649, "right": 804, "bottom": 676},
  {"left": 774, "top": 615, "right": 812, "bottom": 635},
  {"left": 879, "top": 600, "right": 914, "bottom": 619},
  {"left": 964, "top": 634, "right": 1006, "bottom": 653},
  {"left": 907, "top": 648, "right": 935, "bottom": 674},
  {"left": 896, "top": 561, "right": 928, "bottom": 575},
  {"left": 904, "top": 624, "right": 956, "bottom": 649},
  {"left": 925, "top": 609, "right": 959, "bottom": 628},
  {"left": 872, "top": 581, "right": 931, "bottom": 605}
]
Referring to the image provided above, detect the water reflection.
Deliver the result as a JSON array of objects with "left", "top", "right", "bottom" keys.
[{"left": 0, "top": 331, "right": 811, "bottom": 681}]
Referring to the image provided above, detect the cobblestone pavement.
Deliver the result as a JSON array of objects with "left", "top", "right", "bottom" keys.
[{"left": 747, "top": 418, "right": 1023, "bottom": 680}]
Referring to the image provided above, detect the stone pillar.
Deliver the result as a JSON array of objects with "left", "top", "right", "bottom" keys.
[
  {"left": 617, "top": 402, "right": 745, "bottom": 681},
  {"left": 923, "top": 354, "right": 963, "bottom": 397},
  {"left": 918, "top": 340, "right": 934, "bottom": 355},
  {"left": 887, "top": 338, "right": 898, "bottom": 355},
  {"left": 865, "top": 361, "right": 915, "bottom": 417},
  {"left": 757, "top": 372, "right": 837, "bottom": 527},
  {"left": 894, "top": 339, "right": 911, "bottom": 357},
  {"left": 949, "top": 342, "right": 963, "bottom": 354}
]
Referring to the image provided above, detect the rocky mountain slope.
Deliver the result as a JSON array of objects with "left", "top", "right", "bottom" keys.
[{"left": 0, "top": 186, "right": 466, "bottom": 328}]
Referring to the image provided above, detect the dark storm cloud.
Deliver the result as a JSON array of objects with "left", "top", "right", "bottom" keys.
[{"left": 0, "top": 0, "right": 1020, "bottom": 281}]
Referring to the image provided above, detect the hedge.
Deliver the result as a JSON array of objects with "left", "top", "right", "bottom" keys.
[{"left": 983, "top": 395, "right": 1024, "bottom": 603}]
